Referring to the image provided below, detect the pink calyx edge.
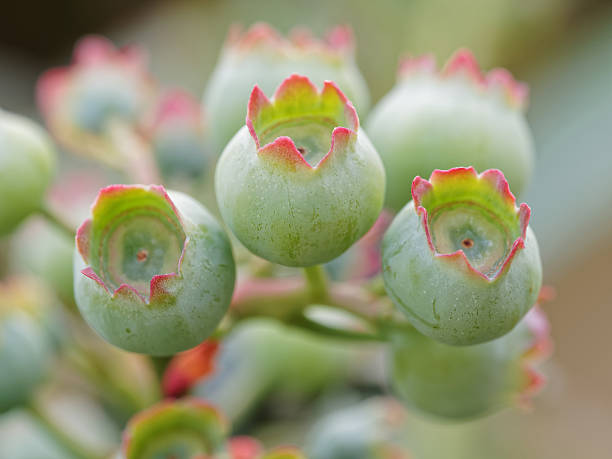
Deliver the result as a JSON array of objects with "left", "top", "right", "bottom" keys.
[
  {"left": 411, "top": 167, "right": 531, "bottom": 282},
  {"left": 226, "top": 22, "right": 354, "bottom": 55},
  {"left": 36, "top": 35, "right": 150, "bottom": 119},
  {"left": 246, "top": 74, "right": 359, "bottom": 170},
  {"left": 398, "top": 48, "right": 528, "bottom": 109},
  {"left": 517, "top": 303, "right": 553, "bottom": 407},
  {"left": 76, "top": 184, "right": 188, "bottom": 304},
  {"left": 151, "top": 89, "right": 203, "bottom": 130},
  {"left": 228, "top": 436, "right": 264, "bottom": 459},
  {"left": 121, "top": 397, "right": 227, "bottom": 454}
]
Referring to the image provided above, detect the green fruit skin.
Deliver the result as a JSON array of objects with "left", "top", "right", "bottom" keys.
[
  {"left": 204, "top": 54, "right": 370, "bottom": 153},
  {"left": 215, "top": 126, "right": 385, "bottom": 267},
  {"left": 366, "top": 79, "right": 534, "bottom": 211},
  {"left": 390, "top": 316, "right": 536, "bottom": 419},
  {"left": 0, "top": 111, "right": 56, "bottom": 236},
  {"left": 0, "top": 313, "right": 53, "bottom": 412},
  {"left": 307, "top": 398, "right": 408, "bottom": 459},
  {"left": 10, "top": 219, "right": 75, "bottom": 305},
  {"left": 382, "top": 201, "right": 542, "bottom": 345},
  {"left": 74, "top": 191, "right": 235, "bottom": 356}
]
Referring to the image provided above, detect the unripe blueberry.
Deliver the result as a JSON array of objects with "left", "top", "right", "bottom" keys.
[
  {"left": 216, "top": 74, "right": 385, "bottom": 267},
  {"left": 367, "top": 50, "right": 534, "bottom": 211},
  {"left": 0, "top": 110, "right": 56, "bottom": 236},
  {"left": 148, "top": 90, "right": 210, "bottom": 181},
  {"left": 204, "top": 23, "right": 370, "bottom": 152},
  {"left": 0, "top": 278, "right": 59, "bottom": 412},
  {"left": 307, "top": 397, "right": 411, "bottom": 459},
  {"left": 74, "top": 185, "right": 235, "bottom": 356},
  {"left": 120, "top": 398, "right": 228, "bottom": 459},
  {"left": 10, "top": 169, "right": 111, "bottom": 305},
  {"left": 390, "top": 307, "right": 552, "bottom": 419},
  {"left": 10, "top": 219, "right": 74, "bottom": 304},
  {"left": 37, "top": 35, "right": 155, "bottom": 163},
  {"left": 382, "top": 167, "right": 542, "bottom": 345}
]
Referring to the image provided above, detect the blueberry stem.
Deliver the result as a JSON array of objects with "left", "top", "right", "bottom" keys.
[
  {"left": 39, "top": 203, "right": 76, "bottom": 239},
  {"left": 303, "top": 265, "right": 329, "bottom": 302}
]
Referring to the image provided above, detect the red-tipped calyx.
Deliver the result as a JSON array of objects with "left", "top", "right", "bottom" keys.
[
  {"left": 226, "top": 23, "right": 355, "bottom": 58},
  {"left": 412, "top": 167, "right": 531, "bottom": 281},
  {"left": 76, "top": 184, "right": 187, "bottom": 304},
  {"left": 398, "top": 48, "right": 528, "bottom": 109},
  {"left": 246, "top": 74, "right": 359, "bottom": 170}
]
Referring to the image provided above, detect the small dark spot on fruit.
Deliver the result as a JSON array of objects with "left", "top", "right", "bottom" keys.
[
  {"left": 461, "top": 238, "right": 474, "bottom": 249},
  {"left": 137, "top": 249, "right": 148, "bottom": 262}
]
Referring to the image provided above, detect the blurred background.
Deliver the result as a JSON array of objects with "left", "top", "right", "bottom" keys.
[{"left": 1, "top": 0, "right": 611, "bottom": 458}]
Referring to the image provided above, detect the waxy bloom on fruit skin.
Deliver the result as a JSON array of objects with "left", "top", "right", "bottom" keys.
[
  {"left": 148, "top": 89, "right": 210, "bottom": 180},
  {"left": 382, "top": 167, "right": 542, "bottom": 345},
  {"left": 0, "top": 109, "right": 56, "bottom": 236},
  {"left": 204, "top": 23, "right": 370, "bottom": 151},
  {"left": 215, "top": 74, "right": 385, "bottom": 267},
  {"left": 37, "top": 35, "right": 155, "bottom": 165},
  {"left": 306, "top": 397, "right": 412, "bottom": 459},
  {"left": 0, "top": 278, "right": 60, "bottom": 412},
  {"left": 367, "top": 49, "right": 535, "bottom": 211},
  {"left": 74, "top": 185, "right": 235, "bottom": 356},
  {"left": 391, "top": 306, "right": 552, "bottom": 419}
]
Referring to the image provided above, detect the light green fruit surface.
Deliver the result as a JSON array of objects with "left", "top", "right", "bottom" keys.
[
  {"left": 367, "top": 79, "right": 534, "bottom": 211},
  {"left": 0, "top": 110, "right": 56, "bottom": 236},
  {"left": 0, "top": 280, "right": 59, "bottom": 413},
  {"left": 215, "top": 126, "right": 385, "bottom": 267},
  {"left": 0, "top": 315, "right": 52, "bottom": 412},
  {"left": 74, "top": 190, "right": 235, "bottom": 356},
  {"left": 307, "top": 397, "right": 409, "bottom": 459},
  {"left": 390, "top": 315, "right": 536, "bottom": 419},
  {"left": 382, "top": 201, "right": 541, "bottom": 345},
  {"left": 10, "top": 219, "right": 75, "bottom": 305},
  {"left": 204, "top": 53, "right": 370, "bottom": 153}
]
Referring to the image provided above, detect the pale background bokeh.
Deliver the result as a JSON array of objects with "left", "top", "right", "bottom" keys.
[{"left": 1, "top": 1, "right": 611, "bottom": 457}]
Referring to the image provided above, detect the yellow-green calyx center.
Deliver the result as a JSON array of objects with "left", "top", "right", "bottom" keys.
[
  {"left": 429, "top": 203, "right": 514, "bottom": 277},
  {"left": 86, "top": 187, "right": 185, "bottom": 299},
  {"left": 258, "top": 116, "right": 338, "bottom": 166}
]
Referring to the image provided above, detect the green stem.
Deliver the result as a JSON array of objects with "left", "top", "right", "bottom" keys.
[
  {"left": 294, "top": 313, "right": 386, "bottom": 342},
  {"left": 231, "top": 274, "right": 397, "bottom": 342},
  {"left": 303, "top": 265, "right": 329, "bottom": 302},
  {"left": 107, "top": 120, "right": 161, "bottom": 184},
  {"left": 39, "top": 204, "right": 76, "bottom": 239},
  {"left": 26, "top": 402, "right": 99, "bottom": 459},
  {"left": 151, "top": 356, "right": 172, "bottom": 382}
]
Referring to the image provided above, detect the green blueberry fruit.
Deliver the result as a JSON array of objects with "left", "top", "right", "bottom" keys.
[
  {"left": 0, "top": 278, "right": 60, "bottom": 412},
  {"left": 0, "top": 110, "right": 56, "bottom": 236},
  {"left": 215, "top": 74, "right": 385, "bottom": 267},
  {"left": 37, "top": 35, "right": 155, "bottom": 166},
  {"left": 204, "top": 23, "right": 370, "bottom": 152},
  {"left": 150, "top": 90, "right": 210, "bottom": 181},
  {"left": 74, "top": 185, "right": 235, "bottom": 356},
  {"left": 367, "top": 50, "right": 535, "bottom": 211},
  {"left": 382, "top": 167, "right": 542, "bottom": 345},
  {"left": 306, "top": 397, "right": 411, "bottom": 459},
  {"left": 390, "top": 307, "right": 551, "bottom": 419}
]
